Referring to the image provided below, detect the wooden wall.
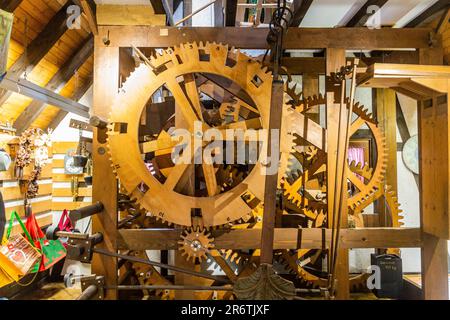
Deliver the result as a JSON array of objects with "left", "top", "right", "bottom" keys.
[
  {"left": 1, "top": 138, "right": 92, "bottom": 237},
  {"left": 0, "top": 133, "right": 53, "bottom": 236},
  {"left": 51, "top": 141, "right": 92, "bottom": 212}
]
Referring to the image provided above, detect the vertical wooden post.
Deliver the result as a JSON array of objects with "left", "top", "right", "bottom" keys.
[
  {"left": 92, "top": 37, "right": 119, "bottom": 300},
  {"left": 260, "top": 80, "right": 284, "bottom": 264},
  {"left": 326, "top": 48, "right": 349, "bottom": 300},
  {"left": 419, "top": 47, "right": 449, "bottom": 300}
]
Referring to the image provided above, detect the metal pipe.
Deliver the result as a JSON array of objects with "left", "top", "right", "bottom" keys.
[
  {"left": 110, "top": 285, "right": 233, "bottom": 291},
  {"left": 92, "top": 248, "right": 230, "bottom": 284},
  {"left": 69, "top": 202, "right": 104, "bottom": 222},
  {"left": 89, "top": 116, "right": 108, "bottom": 129},
  {"left": 174, "top": 0, "right": 220, "bottom": 27},
  {"left": 76, "top": 285, "right": 98, "bottom": 300}
]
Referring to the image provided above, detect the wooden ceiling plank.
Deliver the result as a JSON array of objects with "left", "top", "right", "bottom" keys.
[
  {"left": 0, "top": 0, "right": 23, "bottom": 12},
  {"left": 0, "top": 1, "right": 72, "bottom": 107},
  {"left": 13, "top": 36, "right": 94, "bottom": 133},
  {"left": 346, "top": 0, "right": 389, "bottom": 27},
  {"left": 290, "top": 0, "right": 314, "bottom": 27},
  {"left": 405, "top": 0, "right": 450, "bottom": 28}
]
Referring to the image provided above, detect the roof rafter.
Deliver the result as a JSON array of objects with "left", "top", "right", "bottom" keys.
[
  {"left": 225, "top": 0, "right": 238, "bottom": 26},
  {"left": 0, "top": 0, "right": 23, "bottom": 12},
  {"left": 0, "top": 1, "right": 73, "bottom": 107},
  {"left": 346, "top": 0, "right": 389, "bottom": 27},
  {"left": 289, "top": 0, "right": 313, "bottom": 27},
  {"left": 290, "top": 0, "right": 314, "bottom": 27},
  {"left": 47, "top": 77, "right": 93, "bottom": 131},
  {"left": 149, "top": 0, "right": 165, "bottom": 14},
  {"left": 13, "top": 36, "right": 94, "bottom": 134},
  {"left": 405, "top": 0, "right": 450, "bottom": 28}
]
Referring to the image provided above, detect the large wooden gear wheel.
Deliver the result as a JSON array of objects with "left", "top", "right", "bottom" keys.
[{"left": 107, "top": 42, "right": 296, "bottom": 228}]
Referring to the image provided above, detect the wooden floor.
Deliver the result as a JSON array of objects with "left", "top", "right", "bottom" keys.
[
  {"left": 16, "top": 281, "right": 381, "bottom": 300},
  {"left": 15, "top": 283, "right": 81, "bottom": 300}
]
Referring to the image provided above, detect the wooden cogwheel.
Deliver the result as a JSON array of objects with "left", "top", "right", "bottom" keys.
[{"left": 108, "top": 42, "right": 282, "bottom": 228}]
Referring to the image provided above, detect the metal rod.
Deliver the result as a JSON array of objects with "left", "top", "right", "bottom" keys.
[
  {"left": 92, "top": 248, "right": 230, "bottom": 284},
  {"left": 174, "top": 0, "right": 220, "bottom": 26},
  {"left": 76, "top": 285, "right": 98, "bottom": 300},
  {"left": 328, "top": 77, "right": 347, "bottom": 282},
  {"left": 329, "top": 62, "right": 359, "bottom": 297},
  {"left": 109, "top": 285, "right": 234, "bottom": 291}
]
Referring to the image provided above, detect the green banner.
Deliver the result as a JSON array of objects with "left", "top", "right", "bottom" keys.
[{"left": 0, "top": 9, "right": 13, "bottom": 76}]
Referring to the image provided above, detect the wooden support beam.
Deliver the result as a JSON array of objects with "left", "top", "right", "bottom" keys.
[
  {"left": 96, "top": 26, "right": 435, "bottom": 50},
  {"left": 47, "top": 77, "right": 93, "bottom": 131},
  {"left": 117, "top": 227, "right": 422, "bottom": 251},
  {"left": 290, "top": 0, "right": 313, "bottom": 27},
  {"left": 326, "top": 48, "right": 349, "bottom": 300},
  {"left": 149, "top": 0, "right": 165, "bottom": 14},
  {"left": 0, "top": 77, "right": 90, "bottom": 118},
  {"left": 0, "top": 0, "right": 23, "bottom": 12},
  {"left": 80, "top": 0, "right": 98, "bottom": 35},
  {"left": 346, "top": 0, "right": 388, "bottom": 27},
  {"left": 13, "top": 36, "right": 94, "bottom": 133},
  {"left": 405, "top": 0, "right": 450, "bottom": 28},
  {"left": 0, "top": 1, "right": 71, "bottom": 106},
  {"left": 418, "top": 47, "right": 449, "bottom": 300},
  {"left": 92, "top": 40, "right": 120, "bottom": 300},
  {"left": 225, "top": 0, "right": 238, "bottom": 26}
]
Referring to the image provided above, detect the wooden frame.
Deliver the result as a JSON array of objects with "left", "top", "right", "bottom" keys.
[{"left": 92, "top": 25, "right": 447, "bottom": 300}]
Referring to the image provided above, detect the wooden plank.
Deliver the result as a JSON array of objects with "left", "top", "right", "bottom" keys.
[
  {"left": 92, "top": 41, "right": 119, "bottom": 300},
  {"left": 421, "top": 232, "right": 449, "bottom": 299},
  {"left": 13, "top": 36, "right": 94, "bottom": 134},
  {"left": 8, "top": 212, "right": 53, "bottom": 237},
  {"left": 0, "top": 183, "right": 52, "bottom": 201},
  {"left": 97, "top": 26, "right": 435, "bottom": 50},
  {"left": 5, "top": 199, "right": 52, "bottom": 220},
  {"left": 0, "top": 1, "right": 71, "bottom": 106},
  {"left": 419, "top": 48, "right": 449, "bottom": 300},
  {"left": 0, "top": 0, "right": 23, "bottom": 12},
  {"left": 96, "top": 5, "right": 166, "bottom": 26},
  {"left": 260, "top": 81, "right": 283, "bottom": 264},
  {"left": 117, "top": 227, "right": 422, "bottom": 250},
  {"left": 52, "top": 173, "right": 85, "bottom": 182},
  {"left": 52, "top": 201, "right": 90, "bottom": 211},
  {"left": 346, "top": 0, "right": 388, "bottom": 27},
  {"left": 52, "top": 141, "right": 79, "bottom": 154},
  {"left": 0, "top": 163, "right": 52, "bottom": 181},
  {"left": 52, "top": 188, "right": 92, "bottom": 197}
]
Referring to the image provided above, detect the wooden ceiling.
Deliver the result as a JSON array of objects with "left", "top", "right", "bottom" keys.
[
  {"left": 0, "top": 0, "right": 448, "bottom": 134},
  {"left": 1, "top": 0, "right": 93, "bottom": 132}
]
